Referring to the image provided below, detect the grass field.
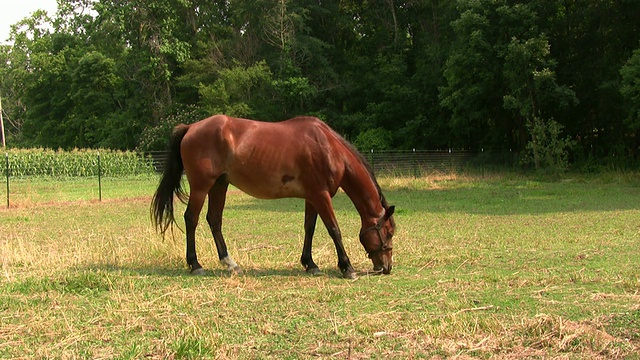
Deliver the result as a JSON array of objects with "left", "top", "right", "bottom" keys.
[{"left": 1, "top": 173, "right": 639, "bottom": 359}]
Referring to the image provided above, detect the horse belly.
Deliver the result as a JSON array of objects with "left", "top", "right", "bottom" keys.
[
  {"left": 223, "top": 127, "right": 314, "bottom": 199},
  {"left": 227, "top": 171, "right": 306, "bottom": 199}
]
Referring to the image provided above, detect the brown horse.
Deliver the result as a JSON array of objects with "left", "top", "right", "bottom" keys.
[{"left": 151, "top": 115, "right": 395, "bottom": 278}]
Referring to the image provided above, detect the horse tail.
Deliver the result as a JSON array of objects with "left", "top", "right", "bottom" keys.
[{"left": 151, "top": 124, "right": 190, "bottom": 235}]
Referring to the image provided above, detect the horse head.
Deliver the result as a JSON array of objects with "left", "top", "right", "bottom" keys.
[{"left": 359, "top": 205, "right": 395, "bottom": 274}]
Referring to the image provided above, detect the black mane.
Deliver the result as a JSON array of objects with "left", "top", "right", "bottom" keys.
[{"left": 333, "top": 129, "right": 389, "bottom": 209}]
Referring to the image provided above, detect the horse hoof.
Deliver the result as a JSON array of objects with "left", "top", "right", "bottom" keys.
[
  {"left": 342, "top": 269, "right": 357, "bottom": 280},
  {"left": 191, "top": 268, "right": 206, "bottom": 276},
  {"left": 306, "top": 267, "right": 321, "bottom": 276},
  {"left": 229, "top": 265, "right": 243, "bottom": 276}
]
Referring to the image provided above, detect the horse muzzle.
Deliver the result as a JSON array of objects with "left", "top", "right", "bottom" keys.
[{"left": 373, "top": 264, "right": 392, "bottom": 275}]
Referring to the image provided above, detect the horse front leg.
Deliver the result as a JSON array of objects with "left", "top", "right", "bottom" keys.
[
  {"left": 312, "top": 193, "right": 357, "bottom": 279},
  {"left": 207, "top": 177, "right": 241, "bottom": 275},
  {"left": 300, "top": 201, "right": 321, "bottom": 275}
]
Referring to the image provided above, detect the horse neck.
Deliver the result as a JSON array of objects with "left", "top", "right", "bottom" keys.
[{"left": 340, "top": 160, "right": 384, "bottom": 226}]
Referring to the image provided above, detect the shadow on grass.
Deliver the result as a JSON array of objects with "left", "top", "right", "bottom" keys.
[{"left": 82, "top": 263, "right": 332, "bottom": 279}]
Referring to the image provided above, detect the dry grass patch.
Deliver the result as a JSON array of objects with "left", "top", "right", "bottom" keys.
[{"left": 1, "top": 173, "right": 639, "bottom": 358}]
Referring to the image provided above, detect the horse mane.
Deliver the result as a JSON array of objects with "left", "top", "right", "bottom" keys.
[{"left": 325, "top": 123, "right": 389, "bottom": 209}]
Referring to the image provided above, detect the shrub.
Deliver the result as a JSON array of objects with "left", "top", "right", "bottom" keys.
[
  {"left": 521, "top": 117, "right": 575, "bottom": 177},
  {"left": 137, "top": 105, "right": 206, "bottom": 152},
  {"left": 354, "top": 127, "right": 393, "bottom": 152}
]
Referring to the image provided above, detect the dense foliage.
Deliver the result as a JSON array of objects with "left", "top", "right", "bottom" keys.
[{"left": 1, "top": 0, "right": 639, "bottom": 167}]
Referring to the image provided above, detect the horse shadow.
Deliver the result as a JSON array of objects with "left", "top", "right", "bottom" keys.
[{"left": 82, "top": 263, "right": 338, "bottom": 279}]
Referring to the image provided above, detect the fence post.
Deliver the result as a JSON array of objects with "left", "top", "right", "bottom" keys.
[
  {"left": 5, "top": 153, "right": 8, "bottom": 208},
  {"left": 412, "top": 148, "right": 417, "bottom": 178},
  {"left": 370, "top": 149, "right": 375, "bottom": 175},
  {"left": 98, "top": 152, "right": 102, "bottom": 202},
  {"left": 481, "top": 148, "right": 485, "bottom": 178}
]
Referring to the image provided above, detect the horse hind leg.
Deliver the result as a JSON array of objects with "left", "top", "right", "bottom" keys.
[
  {"left": 185, "top": 189, "right": 207, "bottom": 275},
  {"left": 301, "top": 201, "right": 321, "bottom": 275},
  {"left": 207, "top": 176, "right": 242, "bottom": 275}
]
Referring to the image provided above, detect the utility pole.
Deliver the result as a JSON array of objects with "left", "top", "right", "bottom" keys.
[{"left": 0, "top": 94, "right": 5, "bottom": 148}]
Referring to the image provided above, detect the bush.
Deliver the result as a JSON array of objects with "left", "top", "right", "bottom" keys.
[
  {"left": 354, "top": 127, "right": 393, "bottom": 152},
  {"left": 0, "top": 148, "right": 155, "bottom": 177},
  {"left": 521, "top": 117, "right": 575, "bottom": 176},
  {"left": 137, "top": 105, "right": 206, "bottom": 152}
]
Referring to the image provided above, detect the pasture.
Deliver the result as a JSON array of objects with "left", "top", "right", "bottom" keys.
[{"left": 1, "top": 173, "right": 639, "bottom": 359}]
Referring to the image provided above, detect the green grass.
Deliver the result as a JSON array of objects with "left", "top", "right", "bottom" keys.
[
  {"left": 0, "top": 172, "right": 639, "bottom": 358},
  {"left": 2, "top": 176, "right": 157, "bottom": 205}
]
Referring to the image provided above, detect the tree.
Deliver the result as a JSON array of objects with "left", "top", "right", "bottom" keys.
[
  {"left": 439, "top": 0, "right": 502, "bottom": 150},
  {"left": 502, "top": 35, "right": 577, "bottom": 150},
  {"left": 69, "top": 51, "right": 124, "bottom": 148},
  {"left": 10, "top": 12, "right": 79, "bottom": 148},
  {"left": 543, "top": 0, "right": 640, "bottom": 160},
  {"left": 198, "top": 60, "right": 274, "bottom": 119},
  {"left": 620, "top": 46, "right": 640, "bottom": 132},
  {"left": 440, "top": 1, "right": 576, "bottom": 153},
  {"left": 620, "top": 45, "right": 640, "bottom": 157},
  {"left": 2, "top": 10, "right": 56, "bottom": 146},
  {"left": 0, "top": 0, "right": 639, "bottom": 168}
]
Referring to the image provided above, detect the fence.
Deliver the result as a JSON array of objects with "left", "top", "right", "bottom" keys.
[
  {"left": 2, "top": 149, "right": 520, "bottom": 208},
  {"left": 1, "top": 150, "right": 156, "bottom": 208},
  {"left": 147, "top": 149, "right": 520, "bottom": 177},
  {"left": 367, "top": 149, "right": 475, "bottom": 176}
]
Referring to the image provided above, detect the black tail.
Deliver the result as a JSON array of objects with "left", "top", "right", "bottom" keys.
[{"left": 151, "top": 124, "right": 190, "bottom": 235}]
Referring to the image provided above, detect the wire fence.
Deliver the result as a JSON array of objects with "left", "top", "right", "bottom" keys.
[
  {"left": 1, "top": 150, "right": 156, "bottom": 208},
  {"left": 2, "top": 149, "right": 520, "bottom": 208},
  {"left": 146, "top": 149, "right": 520, "bottom": 178},
  {"left": 364, "top": 149, "right": 519, "bottom": 177}
]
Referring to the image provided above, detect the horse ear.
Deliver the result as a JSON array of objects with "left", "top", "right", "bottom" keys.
[{"left": 384, "top": 206, "right": 395, "bottom": 220}]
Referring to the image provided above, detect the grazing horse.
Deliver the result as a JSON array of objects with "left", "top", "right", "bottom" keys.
[{"left": 151, "top": 115, "right": 395, "bottom": 278}]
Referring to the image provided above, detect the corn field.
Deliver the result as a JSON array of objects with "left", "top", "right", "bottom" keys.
[
  {"left": 1, "top": 149, "right": 155, "bottom": 177},
  {"left": 2, "top": 148, "right": 520, "bottom": 179}
]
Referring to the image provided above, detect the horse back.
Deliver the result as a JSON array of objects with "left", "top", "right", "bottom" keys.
[{"left": 179, "top": 115, "right": 351, "bottom": 199}]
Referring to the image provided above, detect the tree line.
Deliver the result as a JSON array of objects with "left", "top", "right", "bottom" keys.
[{"left": 1, "top": 0, "right": 639, "bottom": 169}]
